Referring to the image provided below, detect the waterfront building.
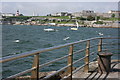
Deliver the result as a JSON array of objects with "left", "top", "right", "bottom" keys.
[
  {"left": 72, "top": 12, "right": 83, "bottom": 17},
  {"left": 72, "top": 10, "right": 120, "bottom": 18},
  {"left": 95, "top": 10, "right": 120, "bottom": 18},
  {"left": 81, "top": 10, "right": 96, "bottom": 18},
  {"left": 0, "top": 13, "right": 15, "bottom": 16},
  {"left": 108, "top": 10, "right": 120, "bottom": 18},
  {"left": 108, "top": 10, "right": 120, "bottom": 14},
  {"left": 72, "top": 10, "right": 96, "bottom": 18},
  {"left": 16, "top": 10, "right": 19, "bottom": 16},
  {"left": 49, "top": 12, "right": 71, "bottom": 17},
  {"left": 96, "top": 13, "right": 112, "bottom": 18}
]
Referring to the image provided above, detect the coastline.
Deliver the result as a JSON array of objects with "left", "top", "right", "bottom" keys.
[{"left": 2, "top": 23, "right": 119, "bottom": 28}]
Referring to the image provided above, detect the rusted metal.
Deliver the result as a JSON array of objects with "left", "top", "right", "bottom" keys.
[
  {"left": 98, "top": 38, "right": 102, "bottom": 52},
  {"left": 84, "top": 40, "right": 90, "bottom": 72},
  {"left": 98, "top": 52, "right": 113, "bottom": 73},
  {"left": 31, "top": 54, "right": 39, "bottom": 79},
  {"left": 67, "top": 44, "right": 73, "bottom": 80}
]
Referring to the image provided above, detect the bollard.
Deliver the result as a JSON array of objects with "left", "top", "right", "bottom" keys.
[{"left": 98, "top": 52, "right": 113, "bottom": 73}]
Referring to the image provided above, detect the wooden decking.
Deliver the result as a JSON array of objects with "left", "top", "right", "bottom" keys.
[{"left": 72, "top": 60, "right": 120, "bottom": 79}]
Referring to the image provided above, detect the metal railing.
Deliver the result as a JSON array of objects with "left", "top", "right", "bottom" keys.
[{"left": 0, "top": 37, "right": 119, "bottom": 80}]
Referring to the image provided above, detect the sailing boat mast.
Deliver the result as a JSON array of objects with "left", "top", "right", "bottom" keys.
[
  {"left": 70, "top": 20, "right": 79, "bottom": 30},
  {"left": 76, "top": 20, "right": 79, "bottom": 28}
]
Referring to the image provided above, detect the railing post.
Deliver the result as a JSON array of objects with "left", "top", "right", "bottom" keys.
[
  {"left": 98, "top": 38, "right": 102, "bottom": 52},
  {"left": 67, "top": 44, "right": 73, "bottom": 80},
  {"left": 31, "top": 53, "right": 39, "bottom": 80},
  {"left": 84, "top": 40, "right": 90, "bottom": 72}
]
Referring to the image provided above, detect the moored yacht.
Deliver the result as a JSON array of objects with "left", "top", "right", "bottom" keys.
[
  {"left": 70, "top": 21, "right": 79, "bottom": 30},
  {"left": 44, "top": 28, "right": 58, "bottom": 32}
]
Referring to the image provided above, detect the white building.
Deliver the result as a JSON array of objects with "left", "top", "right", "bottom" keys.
[
  {"left": 0, "top": 13, "right": 15, "bottom": 16},
  {"left": 50, "top": 12, "right": 71, "bottom": 16},
  {"left": 108, "top": 10, "right": 120, "bottom": 14},
  {"left": 72, "top": 10, "right": 96, "bottom": 18},
  {"left": 96, "top": 13, "right": 112, "bottom": 18},
  {"left": 108, "top": 10, "right": 120, "bottom": 18},
  {"left": 72, "top": 12, "right": 83, "bottom": 17}
]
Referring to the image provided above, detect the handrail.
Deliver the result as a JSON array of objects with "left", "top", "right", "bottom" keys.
[
  {"left": 102, "top": 49, "right": 120, "bottom": 51},
  {"left": 1, "top": 37, "right": 120, "bottom": 79},
  {"left": 73, "top": 48, "right": 86, "bottom": 54},
  {"left": 0, "top": 37, "right": 100, "bottom": 63},
  {"left": 43, "top": 64, "right": 71, "bottom": 79},
  {"left": 39, "top": 55, "right": 69, "bottom": 68},
  {"left": 7, "top": 67, "right": 36, "bottom": 78},
  {"left": 101, "top": 37, "right": 120, "bottom": 39},
  {"left": 102, "top": 43, "right": 119, "bottom": 45}
]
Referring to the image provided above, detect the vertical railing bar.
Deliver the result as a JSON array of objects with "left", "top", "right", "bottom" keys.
[
  {"left": 84, "top": 40, "right": 90, "bottom": 72},
  {"left": 67, "top": 44, "right": 73, "bottom": 80},
  {"left": 31, "top": 53, "right": 39, "bottom": 80},
  {"left": 98, "top": 38, "right": 102, "bottom": 52},
  {"left": 1, "top": 37, "right": 120, "bottom": 80}
]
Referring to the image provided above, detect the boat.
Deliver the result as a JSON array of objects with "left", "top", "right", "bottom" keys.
[
  {"left": 44, "top": 28, "right": 56, "bottom": 32},
  {"left": 70, "top": 21, "right": 79, "bottom": 30},
  {"left": 13, "top": 39, "right": 20, "bottom": 43},
  {"left": 63, "top": 37, "right": 70, "bottom": 40},
  {"left": 98, "top": 33, "right": 104, "bottom": 35}
]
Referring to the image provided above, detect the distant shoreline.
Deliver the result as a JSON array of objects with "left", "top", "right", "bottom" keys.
[{"left": 1, "top": 24, "right": 120, "bottom": 28}]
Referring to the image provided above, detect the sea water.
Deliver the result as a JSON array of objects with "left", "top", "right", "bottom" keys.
[{"left": 2, "top": 25, "right": 119, "bottom": 78}]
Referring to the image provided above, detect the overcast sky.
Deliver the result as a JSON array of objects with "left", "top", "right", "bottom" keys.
[
  {"left": 1, "top": 0, "right": 120, "bottom": 2},
  {"left": 1, "top": 2, "right": 119, "bottom": 16}
]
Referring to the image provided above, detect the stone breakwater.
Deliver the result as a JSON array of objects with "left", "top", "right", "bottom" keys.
[{"left": 12, "top": 23, "right": 119, "bottom": 28}]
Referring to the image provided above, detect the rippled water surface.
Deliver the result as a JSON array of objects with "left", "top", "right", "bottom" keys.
[{"left": 2, "top": 25, "right": 118, "bottom": 78}]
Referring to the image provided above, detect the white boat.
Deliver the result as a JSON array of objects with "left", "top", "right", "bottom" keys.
[
  {"left": 44, "top": 28, "right": 56, "bottom": 32},
  {"left": 70, "top": 21, "right": 79, "bottom": 30},
  {"left": 98, "top": 33, "right": 104, "bottom": 36},
  {"left": 13, "top": 39, "right": 20, "bottom": 43},
  {"left": 63, "top": 37, "right": 70, "bottom": 40}
]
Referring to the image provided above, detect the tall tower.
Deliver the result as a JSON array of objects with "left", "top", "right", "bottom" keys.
[{"left": 16, "top": 10, "right": 19, "bottom": 16}]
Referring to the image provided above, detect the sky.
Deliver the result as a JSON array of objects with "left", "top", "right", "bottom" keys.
[
  {"left": 1, "top": 0, "right": 120, "bottom": 2},
  {"left": 1, "top": 2, "right": 119, "bottom": 16}
]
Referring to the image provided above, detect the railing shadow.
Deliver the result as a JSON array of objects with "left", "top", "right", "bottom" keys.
[
  {"left": 111, "top": 61, "right": 120, "bottom": 72},
  {"left": 82, "top": 61, "right": 120, "bottom": 80}
]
